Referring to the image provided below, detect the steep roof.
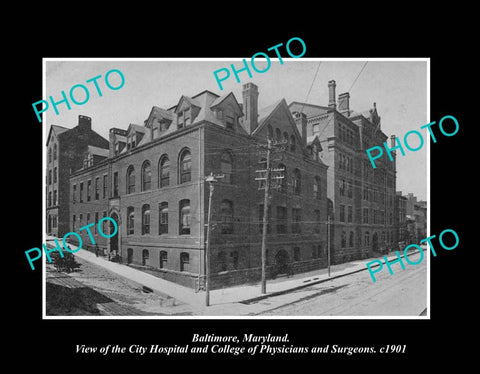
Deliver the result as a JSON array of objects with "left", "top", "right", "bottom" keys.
[{"left": 46, "top": 125, "right": 69, "bottom": 145}]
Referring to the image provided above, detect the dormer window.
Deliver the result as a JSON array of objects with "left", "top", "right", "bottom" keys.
[
  {"left": 184, "top": 107, "right": 191, "bottom": 126},
  {"left": 226, "top": 115, "right": 235, "bottom": 130}
]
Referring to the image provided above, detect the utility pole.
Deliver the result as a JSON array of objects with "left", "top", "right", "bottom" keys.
[
  {"left": 205, "top": 172, "right": 223, "bottom": 307},
  {"left": 327, "top": 215, "right": 331, "bottom": 277},
  {"left": 255, "top": 137, "right": 286, "bottom": 294}
]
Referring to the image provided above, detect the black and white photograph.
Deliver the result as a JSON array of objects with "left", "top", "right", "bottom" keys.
[
  {"left": 42, "top": 59, "right": 429, "bottom": 318},
  {"left": 12, "top": 19, "right": 470, "bottom": 367}
]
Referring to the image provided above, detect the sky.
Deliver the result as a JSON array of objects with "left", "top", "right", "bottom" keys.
[{"left": 44, "top": 59, "right": 428, "bottom": 201}]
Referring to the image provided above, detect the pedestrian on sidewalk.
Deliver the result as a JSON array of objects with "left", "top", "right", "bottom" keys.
[{"left": 95, "top": 244, "right": 99, "bottom": 257}]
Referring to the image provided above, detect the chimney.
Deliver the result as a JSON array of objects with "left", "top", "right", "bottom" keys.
[
  {"left": 390, "top": 134, "right": 396, "bottom": 148},
  {"left": 109, "top": 129, "right": 116, "bottom": 158},
  {"left": 293, "top": 111, "right": 307, "bottom": 146},
  {"left": 328, "top": 80, "right": 336, "bottom": 109},
  {"left": 338, "top": 93, "right": 350, "bottom": 116},
  {"left": 78, "top": 115, "right": 92, "bottom": 131},
  {"left": 242, "top": 83, "right": 259, "bottom": 134}
]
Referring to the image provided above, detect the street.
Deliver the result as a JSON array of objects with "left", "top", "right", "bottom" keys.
[
  {"left": 251, "top": 252, "right": 427, "bottom": 316},
  {"left": 45, "top": 250, "right": 427, "bottom": 317}
]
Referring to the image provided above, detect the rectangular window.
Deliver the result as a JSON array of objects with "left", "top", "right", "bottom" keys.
[
  {"left": 53, "top": 190, "right": 57, "bottom": 206},
  {"left": 95, "top": 177, "right": 99, "bottom": 200},
  {"left": 103, "top": 175, "right": 107, "bottom": 198},
  {"left": 86, "top": 213, "right": 90, "bottom": 225},
  {"left": 339, "top": 179, "right": 345, "bottom": 197},
  {"left": 48, "top": 192, "right": 52, "bottom": 207},
  {"left": 72, "top": 215, "right": 76, "bottom": 232},
  {"left": 113, "top": 172, "right": 119, "bottom": 198},
  {"left": 80, "top": 182, "right": 84, "bottom": 202},
  {"left": 347, "top": 206, "right": 353, "bottom": 223},
  {"left": 363, "top": 208, "right": 369, "bottom": 224},
  {"left": 226, "top": 115, "right": 234, "bottom": 130},
  {"left": 276, "top": 206, "right": 287, "bottom": 234},
  {"left": 87, "top": 180, "right": 91, "bottom": 201},
  {"left": 79, "top": 214, "right": 83, "bottom": 225},
  {"left": 312, "top": 123, "right": 319, "bottom": 136},
  {"left": 102, "top": 211, "right": 107, "bottom": 233},
  {"left": 184, "top": 108, "right": 191, "bottom": 126},
  {"left": 347, "top": 180, "right": 352, "bottom": 198},
  {"left": 94, "top": 212, "right": 98, "bottom": 234},
  {"left": 73, "top": 184, "right": 76, "bottom": 204},
  {"left": 339, "top": 204, "right": 345, "bottom": 222},
  {"left": 48, "top": 170, "right": 52, "bottom": 185},
  {"left": 180, "top": 252, "right": 189, "bottom": 272},
  {"left": 292, "top": 208, "right": 301, "bottom": 233},
  {"left": 53, "top": 167, "right": 57, "bottom": 183}
]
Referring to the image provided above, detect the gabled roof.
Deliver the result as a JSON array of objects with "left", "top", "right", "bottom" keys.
[
  {"left": 306, "top": 135, "right": 323, "bottom": 151},
  {"left": 257, "top": 99, "right": 284, "bottom": 128},
  {"left": 252, "top": 99, "right": 306, "bottom": 150},
  {"left": 174, "top": 95, "right": 201, "bottom": 113},
  {"left": 46, "top": 125, "right": 69, "bottom": 145},
  {"left": 148, "top": 106, "right": 174, "bottom": 122}
]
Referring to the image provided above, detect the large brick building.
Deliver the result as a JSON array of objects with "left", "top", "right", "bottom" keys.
[
  {"left": 46, "top": 115, "right": 109, "bottom": 237},
  {"left": 67, "top": 83, "right": 329, "bottom": 289},
  {"left": 289, "top": 80, "right": 397, "bottom": 262}
]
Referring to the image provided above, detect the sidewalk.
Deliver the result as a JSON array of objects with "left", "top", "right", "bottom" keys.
[{"left": 47, "top": 241, "right": 424, "bottom": 312}]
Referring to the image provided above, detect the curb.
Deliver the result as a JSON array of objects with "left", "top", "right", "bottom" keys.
[{"left": 239, "top": 248, "right": 426, "bottom": 305}]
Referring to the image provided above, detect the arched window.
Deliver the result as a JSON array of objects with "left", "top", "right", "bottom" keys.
[
  {"left": 180, "top": 252, "right": 189, "bottom": 272},
  {"left": 53, "top": 143, "right": 57, "bottom": 160},
  {"left": 313, "top": 176, "right": 321, "bottom": 199},
  {"left": 179, "top": 149, "right": 191, "bottom": 183},
  {"left": 127, "top": 248, "right": 133, "bottom": 264},
  {"left": 142, "top": 249, "right": 149, "bottom": 266},
  {"left": 275, "top": 128, "right": 281, "bottom": 141},
  {"left": 127, "top": 206, "right": 134, "bottom": 235},
  {"left": 141, "top": 161, "right": 151, "bottom": 191},
  {"left": 365, "top": 231, "right": 370, "bottom": 246},
  {"left": 159, "top": 251, "right": 168, "bottom": 268},
  {"left": 283, "top": 132, "right": 289, "bottom": 148},
  {"left": 290, "top": 135, "right": 296, "bottom": 152},
  {"left": 126, "top": 166, "right": 135, "bottom": 194},
  {"left": 220, "top": 199, "right": 234, "bottom": 234},
  {"left": 142, "top": 204, "right": 150, "bottom": 235},
  {"left": 267, "top": 124, "right": 273, "bottom": 139},
  {"left": 292, "top": 168, "right": 301, "bottom": 195},
  {"left": 159, "top": 202, "right": 168, "bottom": 235},
  {"left": 158, "top": 155, "right": 170, "bottom": 187},
  {"left": 48, "top": 148, "right": 52, "bottom": 163},
  {"left": 220, "top": 151, "right": 233, "bottom": 184},
  {"left": 179, "top": 199, "right": 191, "bottom": 235},
  {"left": 349, "top": 231, "right": 354, "bottom": 247}
]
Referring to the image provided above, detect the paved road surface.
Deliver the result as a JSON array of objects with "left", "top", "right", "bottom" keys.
[{"left": 253, "top": 251, "right": 427, "bottom": 316}]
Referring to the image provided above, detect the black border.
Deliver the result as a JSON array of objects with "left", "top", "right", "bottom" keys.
[{"left": 14, "top": 24, "right": 467, "bottom": 366}]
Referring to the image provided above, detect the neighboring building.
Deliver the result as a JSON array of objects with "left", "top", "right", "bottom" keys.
[
  {"left": 405, "top": 193, "right": 427, "bottom": 242},
  {"left": 289, "top": 80, "right": 397, "bottom": 262},
  {"left": 67, "top": 83, "right": 329, "bottom": 289},
  {"left": 396, "top": 191, "right": 408, "bottom": 246},
  {"left": 46, "top": 115, "right": 109, "bottom": 237}
]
